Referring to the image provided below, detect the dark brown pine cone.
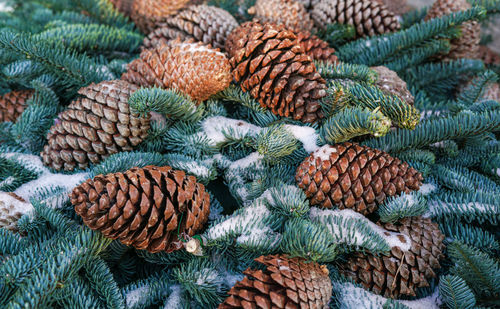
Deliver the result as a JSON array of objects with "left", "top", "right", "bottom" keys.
[
  {"left": 424, "top": 0, "right": 480, "bottom": 61},
  {"left": 248, "top": 0, "right": 314, "bottom": 33},
  {"left": 41, "top": 80, "right": 150, "bottom": 171},
  {"left": 295, "top": 143, "right": 423, "bottom": 215},
  {"left": 219, "top": 254, "right": 332, "bottom": 308},
  {"left": 371, "top": 66, "right": 414, "bottom": 106},
  {"left": 0, "top": 90, "right": 34, "bottom": 123},
  {"left": 339, "top": 216, "right": 446, "bottom": 299},
  {"left": 225, "top": 21, "right": 327, "bottom": 123},
  {"left": 311, "top": 0, "right": 401, "bottom": 38},
  {"left": 296, "top": 31, "right": 338, "bottom": 63},
  {"left": 142, "top": 5, "right": 239, "bottom": 51},
  {"left": 71, "top": 165, "right": 210, "bottom": 253}
]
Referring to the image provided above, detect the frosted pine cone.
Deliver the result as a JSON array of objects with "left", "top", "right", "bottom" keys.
[
  {"left": 71, "top": 165, "right": 210, "bottom": 253},
  {"left": 425, "top": 0, "right": 480, "bottom": 60},
  {"left": 295, "top": 143, "right": 423, "bottom": 215},
  {"left": 311, "top": 0, "right": 401, "bottom": 37},
  {"left": 0, "top": 90, "right": 34, "bottom": 123},
  {"left": 41, "top": 80, "right": 150, "bottom": 171},
  {"left": 248, "top": 0, "right": 314, "bottom": 33},
  {"left": 143, "top": 5, "right": 239, "bottom": 50},
  {"left": 219, "top": 254, "right": 332, "bottom": 308},
  {"left": 0, "top": 192, "right": 33, "bottom": 232},
  {"left": 122, "top": 40, "right": 232, "bottom": 102},
  {"left": 371, "top": 66, "right": 414, "bottom": 106},
  {"left": 226, "top": 22, "right": 327, "bottom": 123},
  {"left": 339, "top": 216, "right": 446, "bottom": 298},
  {"left": 296, "top": 31, "right": 338, "bottom": 63}
]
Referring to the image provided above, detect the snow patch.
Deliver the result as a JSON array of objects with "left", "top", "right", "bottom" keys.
[
  {"left": 163, "top": 285, "right": 182, "bottom": 309},
  {"left": 400, "top": 289, "right": 441, "bottom": 309},
  {"left": 201, "top": 116, "right": 261, "bottom": 146},
  {"left": 0, "top": 176, "right": 15, "bottom": 188},
  {"left": 229, "top": 152, "right": 263, "bottom": 170},
  {"left": 496, "top": 168, "right": 500, "bottom": 177},
  {"left": 0, "top": 191, "right": 34, "bottom": 227},
  {"left": 196, "top": 268, "right": 218, "bottom": 285},
  {"left": 312, "top": 145, "right": 337, "bottom": 161},
  {"left": 419, "top": 183, "right": 437, "bottom": 196},
  {"left": 125, "top": 286, "right": 149, "bottom": 308},
  {"left": 284, "top": 124, "right": 319, "bottom": 153}
]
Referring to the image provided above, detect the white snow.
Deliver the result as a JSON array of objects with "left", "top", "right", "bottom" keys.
[
  {"left": 419, "top": 183, "right": 437, "bottom": 196},
  {"left": 229, "top": 152, "right": 263, "bottom": 170},
  {"left": 0, "top": 176, "right": 15, "bottom": 188},
  {"left": 0, "top": 2, "right": 12, "bottom": 12},
  {"left": 236, "top": 226, "right": 279, "bottom": 246},
  {"left": 163, "top": 285, "right": 182, "bottom": 309},
  {"left": 425, "top": 200, "right": 496, "bottom": 218},
  {"left": 223, "top": 272, "right": 244, "bottom": 288},
  {"left": 312, "top": 145, "right": 337, "bottom": 161},
  {"left": 0, "top": 191, "right": 34, "bottom": 227},
  {"left": 196, "top": 268, "right": 219, "bottom": 285},
  {"left": 125, "top": 286, "right": 149, "bottom": 308},
  {"left": 176, "top": 160, "right": 212, "bottom": 179},
  {"left": 400, "top": 289, "right": 441, "bottom": 309},
  {"left": 496, "top": 168, "right": 500, "bottom": 177},
  {"left": 400, "top": 193, "right": 418, "bottom": 206},
  {"left": 284, "top": 124, "right": 319, "bottom": 153},
  {"left": 200, "top": 116, "right": 261, "bottom": 146},
  {"left": 310, "top": 208, "right": 412, "bottom": 251}
]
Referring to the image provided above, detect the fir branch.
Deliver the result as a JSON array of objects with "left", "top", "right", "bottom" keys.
[
  {"left": 263, "top": 185, "right": 310, "bottom": 219},
  {"left": 383, "top": 39, "right": 451, "bottom": 72},
  {"left": 401, "top": 6, "right": 429, "bottom": 29},
  {"left": 0, "top": 229, "right": 27, "bottom": 256},
  {"left": 316, "top": 61, "right": 377, "bottom": 84},
  {"left": 453, "top": 70, "right": 499, "bottom": 112},
  {"left": 439, "top": 275, "right": 476, "bottom": 309},
  {"left": 255, "top": 124, "right": 299, "bottom": 163},
  {"left": 57, "top": 276, "right": 105, "bottom": 309},
  {"left": 440, "top": 221, "right": 499, "bottom": 255},
  {"left": 315, "top": 23, "right": 356, "bottom": 46},
  {"left": 0, "top": 156, "right": 38, "bottom": 192},
  {"left": 68, "top": 0, "right": 135, "bottom": 31},
  {"left": 378, "top": 192, "right": 428, "bottom": 223},
  {"left": 84, "top": 257, "right": 124, "bottom": 309},
  {"left": 90, "top": 151, "right": 169, "bottom": 178},
  {"left": 393, "top": 149, "right": 436, "bottom": 164},
  {"left": 121, "top": 273, "right": 171, "bottom": 309}
]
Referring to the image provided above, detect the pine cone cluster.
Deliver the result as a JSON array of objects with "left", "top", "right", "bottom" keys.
[
  {"left": 296, "top": 31, "right": 338, "bottom": 63},
  {"left": 248, "top": 0, "right": 314, "bottom": 33},
  {"left": 71, "top": 165, "right": 210, "bottom": 253},
  {"left": 424, "top": 0, "right": 480, "bottom": 60},
  {"left": 371, "top": 66, "right": 414, "bottom": 106},
  {"left": 41, "top": 80, "right": 150, "bottom": 171},
  {"left": 311, "top": 0, "right": 401, "bottom": 37},
  {"left": 0, "top": 90, "right": 34, "bottom": 123},
  {"left": 0, "top": 192, "right": 33, "bottom": 232},
  {"left": 295, "top": 143, "right": 423, "bottom": 215},
  {"left": 339, "top": 216, "right": 446, "bottom": 298},
  {"left": 122, "top": 40, "right": 232, "bottom": 102},
  {"left": 142, "top": 5, "right": 239, "bottom": 51},
  {"left": 219, "top": 254, "right": 332, "bottom": 308},
  {"left": 226, "top": 22, "right": 327, "bottom": 123}
]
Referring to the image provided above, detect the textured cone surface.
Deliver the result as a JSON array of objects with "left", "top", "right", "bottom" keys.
[
  {"left": 219, "top": 254, "right": 332, "bottom": 309},
  {"left": 374, "top": 0, "right": 411, "bottom": 16},
  {"left": 296, "top": 0, "right": 321, "bottom": 10},
  {"left": 71, "top": 165, "right": 210, "bottom": 253},
  {"left": 296, "top": 31, "right": 338, "bottom": 63},
  {"left": 0, "top": 192, "right": 33, "bottom": 232},
  {"left": 295, "top": 143, "right": 423, "bottom": 215},
  {"left": 311, "top": 0, "right": 401, "bottom": 37},
  {"left": 129, "top": 0, "right": 192, "bottom": 33},
  {"left": 0, "top": 90, "right": 34, "bottom": 123},
  {"left": 122, "top": 40, "right": 232, "bottom": 102},
  {"left": 425, "top": 0, "right": 480, "bottom": 60},
  {"left": 339, "top": 216, "right": 446, "bottom": 299},
  {"left": 41, "top": 80, "right": 150, "bottom": 171},
  {"left": 225, "top": 22, "right": 327, "bottom": 123},
  {"left": 249, "top": 0, "right": 314, "bottom": 33},
  {"left": 371, "top": 66, "right": 414, "bottom": 106},
  {"left": 478, "top": 45, "right": 500, "bottom": 65},
  {"left": 143, "top": 5, "right": 239, "bottom": 50}
]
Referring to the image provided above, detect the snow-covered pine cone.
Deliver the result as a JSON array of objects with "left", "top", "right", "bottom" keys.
[{"left": 0, "top": 192, "right": 33, "bottom": 232}]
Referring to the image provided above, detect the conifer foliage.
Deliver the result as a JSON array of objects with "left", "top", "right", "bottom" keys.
[{"left": 0, "top": 0, "right": 499, "bottom": 308}]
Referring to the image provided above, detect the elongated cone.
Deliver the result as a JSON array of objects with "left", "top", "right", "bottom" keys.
[
  {"left": 248, "top": 0, "right": 314, "bottom": 33},
  {"left": 219, "top": 254, "right": 332, "bottom": 308},
  {"left": 295, "top": 143, "right": 423, "bottom": 215},
  {"left": 339, "top": 216, "right": 446, "bottom": 299},
  {"left": 226, "top": 22, "right": 327, "bottom": 123},
  {"left": 122, "top": 40, "right": 232, "bottom": 102},
  {"left": 143, "top": 5, "right": 239, "bottom": 50},
  {"left": 71, "top": 165, "right": 210, "bottom": 253},
  {"left": 0, "top": 90, "right": 34, "bottom": 123},
  {"left": 41, "top": 80, "right": 150, "bottom": 171}
]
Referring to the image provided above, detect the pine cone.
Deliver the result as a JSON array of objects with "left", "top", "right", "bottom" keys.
[
  {"left": 143, "top": 5, "right": 239, "bottom": 51},
  {"left": 248, "top": 0, "right": 314, "bottom": 33},
  {"left": 339, "top": 216, "right": 446, "bottom": 298},
  {"left": 295, "top": 143, "right": 423, "bottom": 215},
  {"left": 219, "top": 254, "right": 332, "bottom": 308},
  {"left": 0, "top": 192, "right": 33, "bottom": 232},
  {"left": 225, "top": 22, "right": 327, "bottom": 123},
  {"left": 0, "top": 90, "right": 34, "bottom": 123},
  {"left": 296, "top": 31, "right": 338, "bottom": 63},
  {"left": 41, "top": 80, "right": 150, "bottom": 171},
  {"left": 478, "top": 45, "right": 500, "bottom": 65},
  {"left": 311, "top": 0, "right": 401, "bottom": 37},
  {"left": 122, "top": 40, "right": 232, "bottom": 102},
  {"left": 295, "top": 0, "right": 321, "bottom": 10},
  {"left": 374, "top": 0, "right": 411, "bottom": 16},
  {"left": 71, "top": 165, "right": 210, "bottom": 253},
  {"left": 424, "top": 0, "right": 480, "bottom": 60},
  {"left": 371, "top": 66, "right": 414, "bottom": 106}
]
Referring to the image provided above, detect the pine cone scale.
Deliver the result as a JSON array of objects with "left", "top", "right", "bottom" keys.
[{"left": 0, "top": 90, "right": 34, "bottom": 123}]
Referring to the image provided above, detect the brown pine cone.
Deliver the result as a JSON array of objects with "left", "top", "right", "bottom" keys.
[
  {"left": 0, "top": 90, "right": 34, "bottom": 123},
  {"left": 296, "top": 31, "right": 338, "bottom": 63},
  {"left": 424, "top": 0, "right": 480, "bottom": 60},
  {"left": 248, "top": 0, "right": 314, "bottom": 33},
  {"left": 225, "top": 22, "right": 327, "bottom": 123},
  {"left": 143, "top": 5, "right": 239, "bottom": 51},
  {"left": 295, "top": 0, "right": 321, "bottom": 10},
  {"left": 311, "top": 0, "right": 401, "bottom": 37},
  {"left": 0, "top": 192, "right": 33, "bottom": 232},
  {"left": 477, "top": 45, "right": 500, "bottom": 65},
  {"left": 122, "top": 40, "right": 232, "bottom": 102},
  {"left": 41, "top": 80, "right": 150, "bottom": 171},
  {"left": 71, "top": 165, "right": 210, "bottom": 253},
  {"left": 219, "top": 254, "right": 332, "bottom": 308},
  {"left": 374, "top": 0, "right": 411, "bottom": 16},
  {"left": 339, "top": 216, "right": 446, "bottom": 299},
  {"left": 295, "top": 143, "right": 423, "bottom": 215},
  {"left": 371, "top": 66, "right": 414, "bottom": 106}
]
